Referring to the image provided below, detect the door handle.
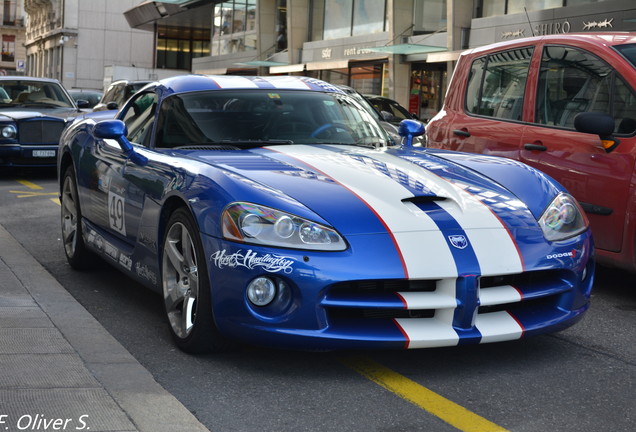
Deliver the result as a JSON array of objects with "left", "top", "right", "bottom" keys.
[
  {"left": 524, "top": 143, "right": 547, "bottom": 151},
  {"left": 453, "top": 129, "right": 471, "bottom": 138}
]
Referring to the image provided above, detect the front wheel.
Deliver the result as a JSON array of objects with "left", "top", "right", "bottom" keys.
[
  {"left": 161, "top": 208, "right": 230, "bottom": 353},
  {"left": 60, "top": 166, "right": 92, "bottom": 269}
]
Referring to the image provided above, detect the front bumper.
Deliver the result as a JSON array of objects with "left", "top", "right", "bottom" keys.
[
  {"left": 0, "top": 145, "right": 57, "bottom": 167},
  {"left": 202, "top": 230, "right": 594, "bottom": 351}
]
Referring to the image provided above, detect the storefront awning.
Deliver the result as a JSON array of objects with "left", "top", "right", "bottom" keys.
[
  {"left": 425, "top": 50, "right": 463, "bottom": 62},
  {"left": 366, "top": 44, "right": 447, "bottom": 55},
  {"left": 270, "top": 64, "right": 305, "bottom": 74},
  {"left": 235, "top": 61, "right": 288, "bottom": 67},
  {"left": 305, "top": 60, "right": 349, "bottom": 71}
]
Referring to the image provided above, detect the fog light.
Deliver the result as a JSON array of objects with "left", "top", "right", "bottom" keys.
[{"left": 247, "top": 277, "right": 276, "bottom": 306}]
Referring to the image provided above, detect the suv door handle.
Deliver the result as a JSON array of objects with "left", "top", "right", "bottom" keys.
[
  {"left": 453, "top": 129, "right": 471, "bottom": 138},
  {"left": 524, "top": 143, "right": 547, "bottom": 151}
]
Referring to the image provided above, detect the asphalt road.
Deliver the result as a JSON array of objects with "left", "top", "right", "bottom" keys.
[{"left": 1, "top": 169, "right": 635, "bottom": 432}]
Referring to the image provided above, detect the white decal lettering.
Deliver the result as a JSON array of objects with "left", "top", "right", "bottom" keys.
[{"left": 211, "top": 249, "right": 294, "bottom": 274}]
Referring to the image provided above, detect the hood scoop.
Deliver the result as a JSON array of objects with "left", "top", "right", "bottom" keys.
[{"left": 401, "top": 195, "right": 447, "bottom": 204}]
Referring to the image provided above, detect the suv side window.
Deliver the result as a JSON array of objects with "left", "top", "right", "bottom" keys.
[
  {"left": 465, "top": 47, "right": 534, "bottom": 121},
  {"left": 536, "top": 46, "right": 614, "bottom": 129},
  {"left": 121, "top": 92, "right": 158, "bottom": 147}
]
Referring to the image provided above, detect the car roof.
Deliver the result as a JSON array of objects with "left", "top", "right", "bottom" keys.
[
  {"left": 462, "top": 32, "right": 636, "bottom": 57},
  {"left": 0, "top": 76, "right": 63, "bottom": 84},
  {"left": 157, "top": 74, "right": 347, "bottom": 96}
]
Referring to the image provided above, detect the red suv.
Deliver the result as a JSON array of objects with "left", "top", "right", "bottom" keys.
[{"left": 426, "top": 33, "right": 636, "bottom": 272}]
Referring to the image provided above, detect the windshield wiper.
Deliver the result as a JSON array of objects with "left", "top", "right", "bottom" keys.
[
  {"left": 220, "top": 139, "right": 294, "bottom": 147},
  {"left": 351, "top": 136, "right": 387, "bottom": 149}
]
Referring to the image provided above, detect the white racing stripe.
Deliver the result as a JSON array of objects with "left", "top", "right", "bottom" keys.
[
  {"left": 208, "top": 75, "right": 312, "bottom": 90},
  {"left": 475, "top": 312, "right": 524, "bottom": 343},
  {"left": 208, "top": 75, "right": 259, "bottom": 89},
  {"left": 365, "top": 150, "right": 524, "bottom": 276},
  {"left": 269, "top": 145, "right": 458, "bottom": 278}
]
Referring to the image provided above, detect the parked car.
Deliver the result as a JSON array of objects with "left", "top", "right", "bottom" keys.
[
  {"left": 0, "top": 76, "right": 86, "bottom": 168},
  {"left": 426, "top": 33, "right": 636, "bottom": 273},
  {"left": 58, "top": 74, "right": 593, "bottom": 353},
  {"left": 68, "top": 88, "right": 103, "bottom": 110},
  {"left": 364, "top": 94, "right": 419, "bottom": 124},
  {"left": 337, "top": 85, "right": 425, "bottom": 146},
  {"left": 93, "top": 79, "right": 150, "bottom": 111}
]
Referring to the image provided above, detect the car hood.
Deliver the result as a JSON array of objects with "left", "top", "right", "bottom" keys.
[
  {"left": 0, "top": 107, "right": 79, "bottom": 121},
  {"left": 188, "top": 144, "right": 543, "bottom": 238}
]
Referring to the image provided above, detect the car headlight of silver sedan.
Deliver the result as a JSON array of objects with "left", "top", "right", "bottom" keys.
[
  {"left": 539, "top": 193, "right": 589, "bottom": 241},
  {"left": 222, "top": 202, "right": 346, "bottom": 251}
]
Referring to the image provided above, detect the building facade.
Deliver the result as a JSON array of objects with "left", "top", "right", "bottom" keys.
[
  {"left": 106, "top": 0, "right": 636, "bottom": 120},
  {"left": 24, "top": 0, "right": 156, "bottom": 90},
  {"left": 0, "top": 0, "right": 26, "bottom": 76}
]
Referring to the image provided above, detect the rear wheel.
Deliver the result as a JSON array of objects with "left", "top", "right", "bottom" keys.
[
  {"left": 161, "top": 208, "right": 230, "bottom": 353},
  {"left": 60, "top": 166, "right": 92, "bottom": 269}
]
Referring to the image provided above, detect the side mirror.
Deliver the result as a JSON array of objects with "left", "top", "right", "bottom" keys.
[
  {"left": 106, "top": 101, "right": 119, "bottom": 110},
  {"left": 76, "top": 99, "right": 90, "bottom": 109},
  {"left": 398, "top": 119, "right": 425, "bottom": 148},
  {"left": 94, "top": 120, "right": 147, "bottom": 165},
  {"left": 574, "top": 112, "right": 619, "bottom": 153}
]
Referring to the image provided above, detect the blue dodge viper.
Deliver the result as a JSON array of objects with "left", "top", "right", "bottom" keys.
[{"left": 58, "top": 75, "right": 594, "bottom": 353}]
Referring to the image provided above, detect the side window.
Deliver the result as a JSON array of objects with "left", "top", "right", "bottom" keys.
[
  {"left": 121, "top": 92, "right": 158, "bottom": 147},
  {"left": 536, "top": 46, "right": 612, "bottom": 129},
  {"left": 613, "top": 78, "right": 636, "bottom": 135},
  {"left": 466, "top": 48, "right": 533, "bottom": 121}
]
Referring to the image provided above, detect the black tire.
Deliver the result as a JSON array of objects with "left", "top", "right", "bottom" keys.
[
  {"left": 161, "top": 208, "right": 231, "bottom": 353},
  {"left": 60, "top": 166, "right": 93, "bottom": 270}
]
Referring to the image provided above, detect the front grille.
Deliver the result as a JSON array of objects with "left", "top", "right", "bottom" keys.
[
  {"left": 323, "top": 270, "right": 574, "bottom": 326},
  {"left": 18, "top": 119, "right": 66, "bottom": 144}
]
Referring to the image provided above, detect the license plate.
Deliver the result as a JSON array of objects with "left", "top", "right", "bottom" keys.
[{"left": 33, "top": 150, "right": 56, "bottom": 158}]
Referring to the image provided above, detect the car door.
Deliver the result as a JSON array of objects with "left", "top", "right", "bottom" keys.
[
  {"left": 520, "top": 44, "right": 636, "bottom": 253},
  {"left": 79, "top": 91, "right": 158, "bottom": 246},
  {"left": 432, "top": 46, "right": 535, "bottom": 160}
]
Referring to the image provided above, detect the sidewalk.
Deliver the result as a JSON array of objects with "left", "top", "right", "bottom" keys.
[{"left": 0, "top": 224, "right": 210, "bottom": 432}]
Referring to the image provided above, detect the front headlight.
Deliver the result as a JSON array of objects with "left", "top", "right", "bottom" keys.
[
  {"left": 539, "top": 193, "right": 588, "bottom": 241},
  {"left": 222, "top": 202, "right": 346, "bottom": 251},
  {"left": 1, "top": 124, "right": 17, "bottom": 139}
]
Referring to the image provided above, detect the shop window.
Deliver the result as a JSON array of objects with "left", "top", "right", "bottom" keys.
[
  {"left": 156, "top": 26, "right": 210, "bottom": 70},
  {"left": 411, "top": 66, "right": 447, "bottom": 122},
  {"left": 465, "top": 47, "right": 534, "bottom": 120}
]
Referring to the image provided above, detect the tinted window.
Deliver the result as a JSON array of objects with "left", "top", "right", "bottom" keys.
[
  {"left": 465, "top": 47, "right": 533, "bottom": 121},
  {"left": 121, "top": 92, "right": 158, "bottom": 147},
  {"left": 536, "top": 46, "right": 612, "bottom": 129},
  {"left": 614, "top": 43, "right": 636, "bottom": 69},
  {"left": 155, "top": 90, "right": 387, "bottom": 148}
]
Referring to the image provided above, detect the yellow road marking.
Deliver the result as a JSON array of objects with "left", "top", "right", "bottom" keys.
[
  {"left": 16, "top": 179, "right": 43, "bottom": 190},
  {"left": 340, "top": 356, "right": 509, "bottom": 432},
  {"left": 9, "top": 190, "right": 58, "bottom": 198},
  {"left": 51, "top": 198, "right": 61, "bottom": 206}
]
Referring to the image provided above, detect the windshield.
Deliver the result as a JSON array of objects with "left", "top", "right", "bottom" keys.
[
  {"left": 156, "top": 89, "right": 392, "bottom": 148},
  {"left": 0, "top": 80, "right": 74, "bottom": 108},
  {"left": 613, "top": 43, "right": 636, "bottom": 69}
]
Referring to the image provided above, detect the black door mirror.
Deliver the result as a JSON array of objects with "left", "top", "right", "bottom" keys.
[{"left": 574, "top": 112, "right": 619, "bottom": 153}]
